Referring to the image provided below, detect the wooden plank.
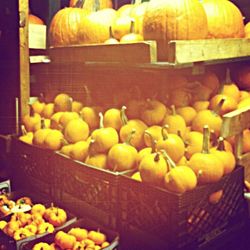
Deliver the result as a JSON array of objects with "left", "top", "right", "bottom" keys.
[
  {"left": 220, "top": 106, "right": 250, "bottom": 138},
  {"left": 49, "top": 41, "right": 157, "bottom": 64},
  {"left": 168, "top": 38, "right": 250, "bottom": 64},
  {"left": 19, "top": 0, "right": 30, "bottom": 118},
  {"left": 238, "top": 153, "right": 250, "bottom": 182},
  {"left": 29, "top": 24, "right": 46, "bottom": 49}
]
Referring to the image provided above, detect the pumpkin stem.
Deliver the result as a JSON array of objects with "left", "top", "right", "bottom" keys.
[
  {"left": 154, "top": 152, "right": 160, "bottom": 162},
  {"left": 21, "top": 125, "right": 27, "bottom": 135},
  {"left": 40, "top": 118, "right": 46, "bottom": 129},
  {"left": 213, "top": 98, "right": 225, "bottom": 116},
  {"left": 170, "top": 105, "right": 176, "bottom": 116},
  {"left": 161, "top": 150, "right": 175, "bottom": 169},
  {"left": 83, "top": 85, "right": 92, "bottom": 106},
  {"left": 161, "top": 125, "right": 169, "bottom": 140},
  {"left": 108, "top": 26, "right": 114, "bottom": 39},
  {"left": 202, "top": 125, "right": 210, "bottom": 154},
  {"left": 144, "top": 131, "right": 156, "bottom": 153},
  {"left": 88, "top": 139, "right": 95, "bottom": 156},
  {"left": 93, "top": 0, "right": 100, "bottom": 12},
  {"left": 217, "top": 137, "right": 225, "bottom": 151},
  {"left": 98, "top": 112, "right": 104, "bottom": 129},
  {"left": 74, "top": 0, "right": 85, "bottom": 8},
  {"left": 125, "top": 128, "right": 136, "bottom": 145},
  {"left": 129, "top": 18, "right": 135, "bottom": 33},
  {"left": 120, "top": 106, "right": 128, "bottom": 125}
]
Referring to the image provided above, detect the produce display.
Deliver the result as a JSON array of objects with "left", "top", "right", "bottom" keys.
[
  {"left": 0, "top": 197, "right": 68, "bottom": 241},
  {"left": 48, "top": 0, "right": 247, "bottom": 47},
  {"left": 32, "top": 227, "right": 111, "bottom": 250},
  {"left": 19, "top": 69, "right": 250, "bottom": 195}
]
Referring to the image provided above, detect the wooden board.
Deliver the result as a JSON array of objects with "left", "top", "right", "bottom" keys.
[
  {"left": 49, "top": 41, "right": 157, "bottom": 64},
  {"left": 167, "top": 38, "right": 250, "bottom": 64},
  {"left": 220, "top": 106, "right": 250, "bottom": 138},
  {"left": 29, "top": 24, "right": 46, "bottom": 49}
]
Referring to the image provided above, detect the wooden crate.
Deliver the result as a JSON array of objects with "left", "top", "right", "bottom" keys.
[
  {"left": 49, "top": 41, "right": 157, "bottom": 64},
  {"left": 220, "top": 106, "right": 250, "bottom": 182}
]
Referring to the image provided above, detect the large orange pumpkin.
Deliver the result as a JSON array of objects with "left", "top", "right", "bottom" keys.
[
  {"left": 49, "top": 5, "right": 88, "bottom": 47},
  {"left": 143, "top": 0, "right": 208, "bottom": 58},
  {"left": 29, "top": 14, "right": 44, "bottom": 25},
  {"left": 200, "top": 0, "right": 245, "bottom": 38}
]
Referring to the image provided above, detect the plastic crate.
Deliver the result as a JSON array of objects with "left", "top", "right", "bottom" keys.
[
  {"left": 52, "top": 152, "right": 132, "bottom": 230},
  {"left": 0, "top": 191, "right": 77, "bottom": 250},
  {"left": 23, "top": 218, "right": 119, "bottom": 250},
  {"left": 10, "top": 138, "right": 55, "bottom": 197},
  {"left": 118, "top": 166, "right": 248, "bottom": 250}
]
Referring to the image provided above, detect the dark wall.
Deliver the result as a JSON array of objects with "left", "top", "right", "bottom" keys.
[{"left": 0, "top": 0, "right": 19, "bottom": 134}]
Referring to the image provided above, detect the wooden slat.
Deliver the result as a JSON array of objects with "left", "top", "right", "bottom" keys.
[
  {"left": 220, "top": 106, "right": 250, "bottom": 138},
  {"left": 49, "top": 41, "right": 157, "bottom": 64},
  {"left": 238, "top": 153, "right": 250, "bottom": 182},
  {"left": 19, "top": 0, "right": 30, "bottom": 118},
  {"left": 167, "top": 38, "right": 250, "bottom": 64}
]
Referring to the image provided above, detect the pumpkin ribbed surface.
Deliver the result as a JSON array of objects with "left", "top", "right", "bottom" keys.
[
  {"left": 49, "top": 7, "right": 88, "bottom": 47},
  {"left": 201, "top": 0, "right": 245, "bottom": 38},
  {"left": 143, "top": 0, "right": 208, "bottom": 41}
]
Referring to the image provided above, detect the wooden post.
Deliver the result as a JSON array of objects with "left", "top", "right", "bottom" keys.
[{"left": 19, "top": 0, "right": 30, "bottom": 118}]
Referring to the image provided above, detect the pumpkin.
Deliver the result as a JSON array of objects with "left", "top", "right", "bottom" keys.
[
  {"left": 140, "top": 99, "right": 167, "bottom": 126},
  {"left": 85, "top": 145, "right": 108, "bottom": 169},
  {"left": 201, "top": 0, "right": 245, "bottom": 38},
  {"left": 237, "top": 98, "right": 250, "bottom": 109},
  {"left": 19, "top": 125, "right": 33, "bottom": 145},
  {"left": 176, "top": 106, "right": 197, "bottom": 126},
  {"left": 31, "top": 204, "right": 46, "bottom": 215},
  {"left": 44, "top": 205, "right": 67, "bottom": 227},
  {"left": 209, "top": 94, "right": 237, "bottom": 116},
  {"left": 221, "top": 83, "right": 240, "bottom": 103},
  {"left": 44, "top": 129, "right": 64, "bottom": 150},
  {"left": 55, "top": 231, "right": 77, "bottom": 249},
  {"left": 211, "top": 137, "right": 236, "bottom": 175},
  {"left": 42, "top": 103, "right": 54, "bottom": 119},
  {"left": 37, "top": 222, "right": 55, "bottom": 234},
  {"left": 22, "top": 112, "right": 41, "bottom": 132},
  {"left": 184, "top": 131, "right": 206, "bottom": 160},
  {"left": 33, "top": 119, "right": 51, "bottom": 147},
  {"left": 79, "top": 8, "right": 117, "bottom": 44},
  {"left": 107, "top": 129, "right": 138, "bottom": 171},
  {"left": 49, "top": 4, "right": 88, "bottom": 47},
  {"left": 112, "top": 16, "right": 132, "bottom": 40},
  {"left": 64, "top": 118, "right": 89, "bottom": 143},
  {"left": 162, "top": 150, "right": 197, "bottom": 194},
  {"left": 70, "top": 140, "right": 89, "bottom": 161},
  {"left": 80, "top": 106, "right": 101, "bottom": 131},
  {"left": 120, "top": 19, "right": 144, "bottom": 43},
  {"left": 54, "top": 93, "right": 73, "bottom": 112},
  {"left": 139, "top": 152, "right": 168, "bottom": 186},
  {"left": 103, "top": 108, "right": 123, "bottom": 131},
  {"left": 90, "top": 113, "right": 119, "bottom": 154},
  {"left": 143, "top": 0, "right": 208, "bottom": 59},
  {"left": 104, "top": 26, "right": 119, "bottom": 44},
  {"left": 72, "top": 100, "right": 83, "bottom": 113},
  {"left": 192, "top": 100, "right": 210, "bottom": 112},
  {"left": 245, "top": 22, "right": 250, "bottom": 38},
  {"left": 188, "top": 126, "right": 224, "bottom": 184},
  {"left": 59, "top": 112, "right": 80, "bottom": 129},
  {"left": 191, "top": 98, "right": 224, "bottom": 137},
  {"left": 29, "top": 14, "right": 44, "bottom": 25},
  {"left": 162, "top": 105, "right": 186, "bottom": 137},
  {"left": 32, "top": 242, "right": 51, "bottom": 250},
  {"left": 13, "top": 228, "right": 32, "bottom": 241},
  {"left": 69, "top": 0, "right": 113, "bottom": 10},
  {"left": 131, "top": 171, "right": 142, "bottom": 182},
  {"left": 119, "top": 106, "right": 147, "bottom": 149},
  {"left": 88, "top": 230, "right": 107, "bottom": 245},
  {"left": 31, "top": 100, "right": 45, "bottom": 115},
  {"left": 143, "top": 125, "right": 162, "bottom": 147},
  {"left": 68, "top": 227, "right": 88, "bottom": 241},
  {"left": 156, "top": 125, "right": 185, "bottom": 163}
]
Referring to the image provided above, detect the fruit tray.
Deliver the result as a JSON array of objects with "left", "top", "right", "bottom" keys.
[
  {"left": 0, "top": 191, "right": 77, "bottom": 250},
  {"left": 52, "top": 152, "right": 133, "bottom": 230},
  {"left": 23, "top": 218, "right": 119, "bottom": 250},
  {"left": 118, "top": 166, "right": 248, "bottom": 250},
  {"left": 10, "top": 138, "right": 55, "bottom": 197}
]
